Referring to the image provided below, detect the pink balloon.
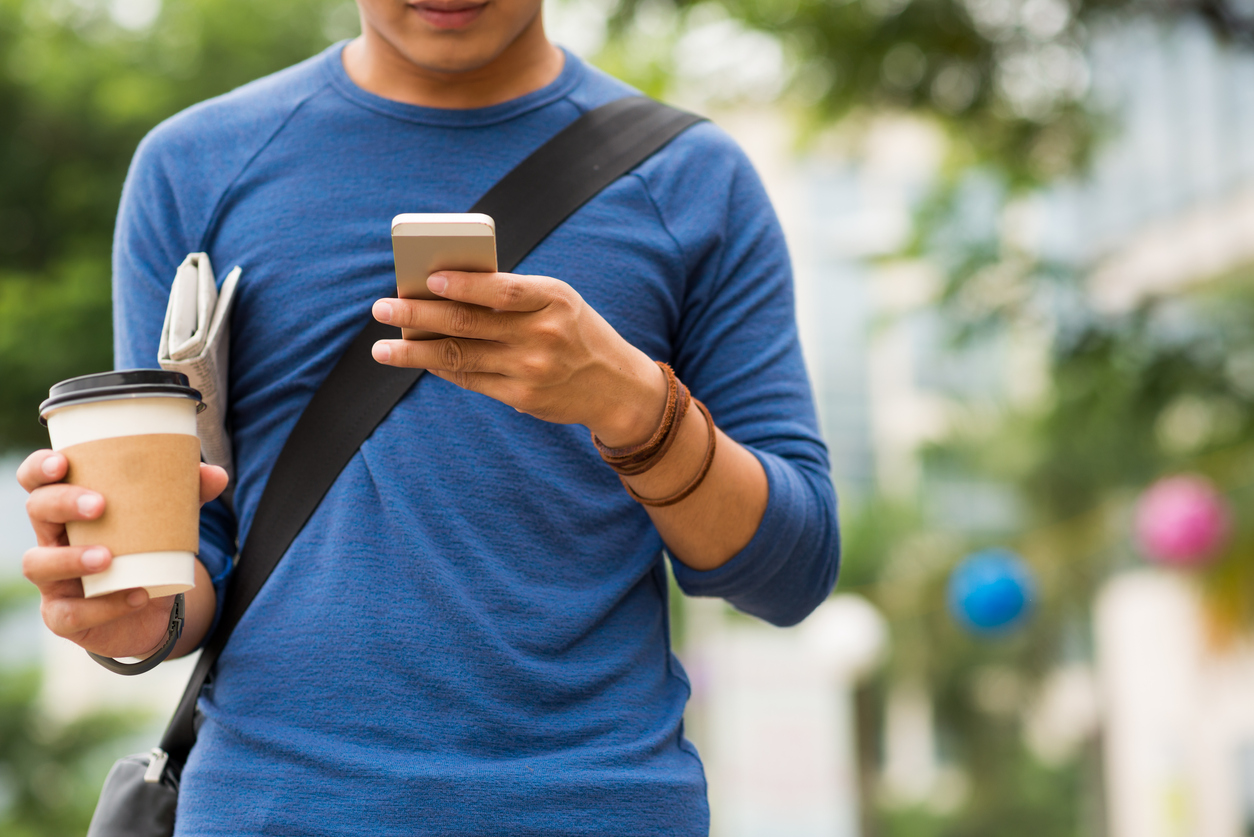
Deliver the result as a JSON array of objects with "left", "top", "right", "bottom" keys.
[{"left": 1135, "top": 475, "right": 1232, "bottom": 566}]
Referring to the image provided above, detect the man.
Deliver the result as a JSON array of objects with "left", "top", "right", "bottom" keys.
[{"left": 18, "top": 0, "right": 839, "bottom": 833}]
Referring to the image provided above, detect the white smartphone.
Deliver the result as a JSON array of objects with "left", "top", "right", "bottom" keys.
[{"left": 391, "top": 213, "right": 498, "bottom": 340}]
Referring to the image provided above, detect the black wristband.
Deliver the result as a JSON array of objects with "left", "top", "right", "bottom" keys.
[{"left": 87, "top": 593, "right": 185, "bottom": 676}]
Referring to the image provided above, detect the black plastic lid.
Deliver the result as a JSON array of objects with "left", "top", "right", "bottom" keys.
[{"left": 39, "top": 369, "right": 203, "bottom": 424}]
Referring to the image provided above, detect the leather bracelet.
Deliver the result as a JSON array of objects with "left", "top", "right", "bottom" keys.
[
  {"left": 592, "top": 362, "right": 690, "bottom": 477},
  {"left": 87, "top": 593, "right": 184, "bottom": 676},
  {"left": 612, "top": 384, "right": 690, "bottom": 477},
  {"left": 620, "top": 398, "right": 717, "bottom": 508}
]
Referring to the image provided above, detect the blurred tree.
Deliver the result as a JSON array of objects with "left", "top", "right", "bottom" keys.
[
  {"left": 593, "top": 0, "right": 1254, "bottom": 824},
  {"left": 0, "top": 0, "right": 355, "bottom": 451},
  {"left": 847, "top": 265, "right": 1254, "bottom": 836},
  {"left": 0, "top": 582, "right": 144, "bottom": 836},
  {"left": 601, "top": 0, "right": 1254, "bottom": 185},
  {"left": 602, "top": 0, "right": 1254, "bottom": 831},
  {"left": 932, "top": 269, "right": 1254, "bottom": 623}
]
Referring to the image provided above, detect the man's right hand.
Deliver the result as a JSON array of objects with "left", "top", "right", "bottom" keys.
[{"left": 17, "top": 449, "right": 227, "bottom": 660}]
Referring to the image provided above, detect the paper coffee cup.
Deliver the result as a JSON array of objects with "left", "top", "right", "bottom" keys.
[{"left": 39, "top": 370, "right": 205, "bottom": 599}]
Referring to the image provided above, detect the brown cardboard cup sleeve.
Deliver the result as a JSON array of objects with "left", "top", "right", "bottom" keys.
[{"left": 63, "top": 434, "right": 201, "bottom": 556}]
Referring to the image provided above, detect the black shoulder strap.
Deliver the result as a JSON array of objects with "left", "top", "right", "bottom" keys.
[{"left": 159, "top": 97, "right": 704, "bottom": 764}]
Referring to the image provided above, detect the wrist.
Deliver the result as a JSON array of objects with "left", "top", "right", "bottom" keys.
[
  {"left": 136, "top": 597, "right": 180, "bottom": 659},
  {"left": 588, "top": 353, "right": 669, "bottom": 449},
  {"left": 87, "top": 593, "right": 184, "bottom": 676}
]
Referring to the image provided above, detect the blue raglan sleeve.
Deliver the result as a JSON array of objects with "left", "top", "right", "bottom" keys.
[
  {"left": 640, "top": 122, "right": 839, "bottom": 627},
  {"left": 112, "top": 126, "right": 238, "bottom": 639}
]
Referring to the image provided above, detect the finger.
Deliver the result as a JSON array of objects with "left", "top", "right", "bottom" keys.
[
  {"left": 428, "top": 271, "right": 566, "bottom": 313},
  {"left": 372, "top": 336, "right": 508, "bottom": 374},
  {"left": 15, "top": 450, "right": 67, "bottom": 492},
  {"left": 23, "top": 545, "right": 112, "bottom": 587},
  {"left": 42, "top": 587, "right": 150, "bottom": 639},
  {"left": 200, "top": 463, "right": 229, "bottom": 505},
  {"left": 374, "top": 298, "right": 516, "bottom": 342},
  {"left": 25, "top": 483, "right": 104, "bottom": 547},
  {"left": 425, "top": 368, "right": 516, "bottom": 401},
  {"left": 24, "top": 453, "right": 226, "bottom": 507}
]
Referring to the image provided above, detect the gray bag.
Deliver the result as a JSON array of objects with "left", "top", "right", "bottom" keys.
[{"left": 87, "top": 751, "right": 177, "bottom": 837}]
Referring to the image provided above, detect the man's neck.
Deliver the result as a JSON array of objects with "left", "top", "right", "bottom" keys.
[{"left": 341, "top": 18, "right": 565, "bottom": 110}]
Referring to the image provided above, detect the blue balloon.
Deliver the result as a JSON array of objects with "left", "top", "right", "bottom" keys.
[{"left": 948, "top": 549, "right": 1035, "bottom": 635}]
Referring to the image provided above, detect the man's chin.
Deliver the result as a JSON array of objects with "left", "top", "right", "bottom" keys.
[{"left": 394, "top": 35, "right": 505, "bottom": 77}]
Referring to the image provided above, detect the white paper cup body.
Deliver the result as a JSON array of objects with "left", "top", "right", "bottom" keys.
[
  {"left": 79, "top": 551, "right": 196, "bottom": 598},
  {"left": 45, "top": 396, "right": 199, "bottom": 599}
]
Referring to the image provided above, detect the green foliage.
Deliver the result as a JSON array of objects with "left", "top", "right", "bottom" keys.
[
  {"left": 837, "top": 496, "right": 927, "bottom": 593},
  {"left": 604, "top": 0, "right": 1254, "bottom": 188},
  {"left": 0, "top": 583, "right": 145, "bottom": 836},
  {"left": 835, "top": 216, "right": 1254, "bottom": 837},
  {"left": 0, "top": 0, "right": 354, "bottom": 450},
  {"left": 933, "top": 265, "right": 1254, "bottom": 556},
  {"left": 862, "top": 189, "right": 1254, "bottom": 837},
  {"left": 843, "top": 499, "right": 1101, "bottom": 835},
  {"left": 877, "top": 748, "right": 1091, "bottom": 837},
  {"left": 0, "top": 260, "right": 113, "bottom": 449},
  {"left": 604, "top": 0, "right": 1126, "bottom": 184}
]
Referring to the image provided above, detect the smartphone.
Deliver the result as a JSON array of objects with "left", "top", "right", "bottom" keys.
[{"left": 391, "top": 213, "right": 497, "bottom": 340}]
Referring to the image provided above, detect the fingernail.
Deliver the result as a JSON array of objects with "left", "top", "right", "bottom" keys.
[
  {"left": 42, "top": 455, "right": 62, "bottom": 477},
  {"left": 82, "top": 548, "right": 109, "bottom": 570},
  {"left": 373, "top": 300, "right": 393, "bottom": 323},
  {"left": 77, "top": 494, "right": 103, "bottom": 517},
  {"left": 127, "top": 589, "right": 147, "bottom": 608},
  {"left": 427, "top": 273, "right": 448, "bottom": 295},
  {"left": 372, "top": 342, "right": 392, "bottom": 363}
]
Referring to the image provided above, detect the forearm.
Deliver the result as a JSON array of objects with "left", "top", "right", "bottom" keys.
[
  {"left": 620, "top": 404, "right": 768, "bottom": 570},
  {"left": 604, "top": 379, "right": 839, "bottom": 627},
  {"left": 591, "top": 353, "right": 837, "bottom": 622},
  {"left": 670, "top": 450, "right": 840, "bottom": 626},
  {"left": 585, "top": 349, "right": 768, "bottom": 569},
  {"left": 170, "top": 558, "right": 216, "bottom": 658}
]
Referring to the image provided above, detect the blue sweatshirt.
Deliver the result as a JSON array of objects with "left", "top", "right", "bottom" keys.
[{"left": 113, "top": 44, "right": 839, "bottom": 837}]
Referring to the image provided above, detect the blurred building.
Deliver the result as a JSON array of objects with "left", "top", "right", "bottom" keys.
[
  {"left": 1072, "top": 18, "right": 1254, "bottom": 837},
  {"left": 1053, "top": 18, "right": 1254, "bottom": 311},
  {"left": 707, "top": 13, "right": 1254, "bottom": 837},
  {"left": 1097, "top": 570, "right": 1254, "bottom": 837}
]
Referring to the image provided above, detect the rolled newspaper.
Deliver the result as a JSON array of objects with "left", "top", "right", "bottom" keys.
[{"left": 157, "top": 253, "right": 240, "bottom": 484}]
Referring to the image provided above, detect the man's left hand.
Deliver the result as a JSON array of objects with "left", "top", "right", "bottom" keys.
[{"left": 371, "top": 271, "right": 666, "bottom": 448}]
